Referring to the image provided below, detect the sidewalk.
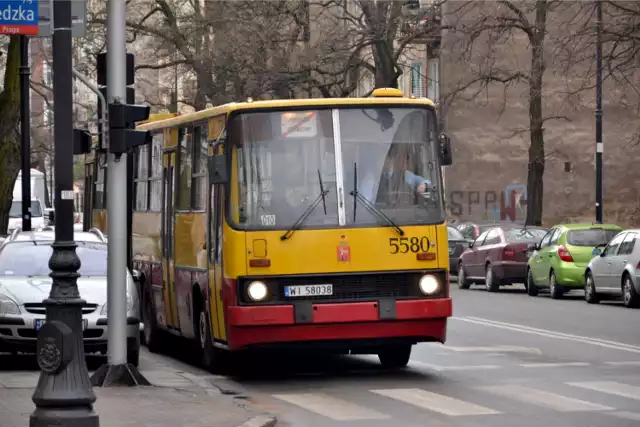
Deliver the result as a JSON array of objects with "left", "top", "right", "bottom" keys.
[{"left": 0, "top": 370, "right": 277, "bottom": 427}]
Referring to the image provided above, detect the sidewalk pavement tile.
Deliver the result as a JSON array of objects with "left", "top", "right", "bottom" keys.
[{"left": 0, "top": 386, "right": 276, "bottom": 427}]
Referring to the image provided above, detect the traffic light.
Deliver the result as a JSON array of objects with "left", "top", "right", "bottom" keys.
[
  {"left": 107, "top": 100, "right": 151, "bottom": 155},
  {"left": 96, "top": 52, "right": 136, "bottom": 151},
  {"left": 73, "top": 129, "right": 92, "bottom": 155}
]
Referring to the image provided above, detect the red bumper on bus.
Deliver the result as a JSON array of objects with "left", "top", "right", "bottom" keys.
[{"left": 226, "top": 298, "right": 452, "bottom": 350}]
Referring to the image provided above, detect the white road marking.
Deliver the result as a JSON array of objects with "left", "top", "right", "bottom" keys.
[
  {"left": 520, "top": 362, "right": 590, "bottom": 368},
  {"left": 478, "top": 384, "right": 614, "bottom": 412},
  {"left": 453, "top": 316, "right": 640, "bottom": 353},
  {"left": 409, "top": 361, "right": 500, "bottom": 372},
  {"left": 371, "top": 388, "right": 501, "bottom": 416},
  {"left": 568, "top": 381, "right": 640, "bottom": 401},
  {"left": 605, "top": 361, "right": 640, "bottom": 366},
  {"left": 608, "top": 411, "right": 640, "bottom": 421},
  {"left": 272, "top": 393, "right": 389, "bottom": 421},
  {"left": 444, "top": 345, "right": 542, "bottom": 355}
]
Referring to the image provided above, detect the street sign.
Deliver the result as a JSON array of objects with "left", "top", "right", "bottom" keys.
[
  {"left": 37, "top": 0, "right": 86, "bottom": 37},
  {"left": 0, "top": 0, "right": 39, "bottom": 36}
]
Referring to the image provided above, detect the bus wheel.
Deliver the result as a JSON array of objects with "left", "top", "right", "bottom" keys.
[
  {"left": 143, "top": 293, "right": 163, "bottom": 353},
  {"left": 198, "top": 308, "right": 228, "bottom": 374},
  {"left": 378, "top": 345, "right": 412, "bottom": 368}
]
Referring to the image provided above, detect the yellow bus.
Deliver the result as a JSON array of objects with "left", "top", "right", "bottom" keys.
[{"left": 86, "top": 88, "right": 453, "bottom": 372}]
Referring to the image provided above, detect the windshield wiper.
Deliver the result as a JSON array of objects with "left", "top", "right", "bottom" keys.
[
  {"left": 317, "top": 169, "right": 327, "bottom": 215},
  {"left": 350, "top": 162, "right": 404, "bottom": 236},
  {"left": 281, "top": 174, "right": 330, "bottom": 241}
]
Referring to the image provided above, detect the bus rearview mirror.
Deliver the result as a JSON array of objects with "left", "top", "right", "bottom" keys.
[
  {"left": 439, "top": 134, "right": 452, "bottom": 166},
  {"left": 208, "top": 154, "right": 228, "bottom": 184}
]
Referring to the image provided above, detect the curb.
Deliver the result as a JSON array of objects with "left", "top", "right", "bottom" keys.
[{"left": 235, "top": 415, "right": 277, "bottom": 427}]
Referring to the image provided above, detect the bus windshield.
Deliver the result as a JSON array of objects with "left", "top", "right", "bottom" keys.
[{"left": 230, "top": 106, "right": 445, "bottom": 230}]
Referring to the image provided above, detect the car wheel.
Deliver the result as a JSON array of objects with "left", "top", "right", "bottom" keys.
[
  {"left": 378, "top": 345, "right": 412, "bottom": 368},
  {"left": 584, "top": 271, "right": 599, "bottom": 304},
  {"left": 485, "top": 264, "right": 499, "bottom": 292},
  {"left": 526, "top": 268, "right": 539, "bottom": 296},
  {"left": 622, "top": 274, "right": 640, "bottom": 308},
  {"left": 549, "top": 272, "right": 562, "bottom": 299},
  {"left": 457, "top": 264, "right": 471, "bottom": 289}
]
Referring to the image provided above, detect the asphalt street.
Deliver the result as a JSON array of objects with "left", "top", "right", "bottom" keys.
[{"left": 2, "top": 282, "right": 639, "bottom": 427}]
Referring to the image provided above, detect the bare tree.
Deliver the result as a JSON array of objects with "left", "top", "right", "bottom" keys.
[
  {"left": 0, "top": 36, "right": 23, "bottom": 234},
  {"left": 442, "top": 0, "right": 576, "bottom": 226}
]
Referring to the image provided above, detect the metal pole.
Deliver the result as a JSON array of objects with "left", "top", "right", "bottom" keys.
[
  {"left": 19, "top": 35, "right": 32, "bottom": 232},
  {"left": 595, "top": 0, "right": 603, "bottom": 224},
  {"left": 106, "top": 0, "right": 128, "bottom": 366},
  {"left": 71, "top": 67, "right": 108, "bottom": 142},
  {"left": 30, "top": 0, "right": 99, "bottom": 426}
]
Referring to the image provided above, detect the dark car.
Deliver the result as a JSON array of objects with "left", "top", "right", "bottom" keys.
[
  {"left": 447, "top": 226, "right": 469, "bottom": 275},
  {"left": 456, "top": 220, "right": 524, "bottom": 241},
  {"left": 457, "top": 225, "right": 548, "bottom": 292}
]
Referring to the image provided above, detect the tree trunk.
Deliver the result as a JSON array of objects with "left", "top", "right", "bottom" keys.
[
  {"left": 0, "top": 37, "right": 22, "bottom": 234},
  {"left": 525, "top": 2, "right": 548, "bottom": 226}
]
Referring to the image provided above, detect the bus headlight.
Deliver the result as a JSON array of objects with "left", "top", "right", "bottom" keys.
[
  {"left": 419, "top": 275, "right": 439, "bottom": 295},
  {"left": 247, "top": 281, "right": 268, "bottom": 301}
]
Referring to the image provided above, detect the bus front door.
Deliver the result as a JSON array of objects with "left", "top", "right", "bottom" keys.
[{"left": 162, "top": 150, "right": 180, "bottom": 330}]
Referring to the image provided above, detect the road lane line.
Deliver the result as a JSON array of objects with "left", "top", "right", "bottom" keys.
[
  {"left": 371, "top": 388, "right": 501, "bottom": 416},
  {"left": 567, "top": 381, "right": 640, "bottom": 401},
  {"left": 605, "top": 361, "right": 640, "bottom": 366},
  {"left": 478, "top": 384, "right": 614, "bottom": 412},
  {"left": 444, "top": 345, "right": 542, "bottom": 355},
  {"left": 608, "top": 411, "right": 640, "bottom": 421},
  {"left": 453, "top": 316, "right": 640, "bottom": 353},
  {"left": 520, "top": 362, "right": 590, "bottom": 368},
  {"left": 272, "top": 393, "right": 389, "bottom": 421},
  {"left": 409, "top": 361, "right": 500, "bottom": 372}
]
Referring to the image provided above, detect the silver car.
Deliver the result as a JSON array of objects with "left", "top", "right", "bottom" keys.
[
  {"left": 0, "top": 228, "right": 141, "bottom": 365},
  {"left": 585, "top": 229, "right": 640, "bottom": 308}
]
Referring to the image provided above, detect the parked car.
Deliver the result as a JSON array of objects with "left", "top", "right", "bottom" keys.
[
  {"left": 526, "top": 223, "right": 622, "bottom": 299},
  {"left": 584, "top": 229, "right": 640, "bottom": 308},
  {"left": 0, "top": 228, "right": 141, "bottom": 365},
  {"left": 447, "top": 226, "right": 469, "bottom": 275},
  {"left": 457, "top": 225, "right": 548, "bottom": 291},
  {"left": 455, "top": 220, "right": 523, "bottom": 241}
]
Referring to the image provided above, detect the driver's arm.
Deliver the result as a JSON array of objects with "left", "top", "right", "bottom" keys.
[{"left": 403, "top": 170, "right": 431, "bottom": 192}]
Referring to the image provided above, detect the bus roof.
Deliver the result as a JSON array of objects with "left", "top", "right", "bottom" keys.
[{"left": 136, "top": 96, "right": 437, "bottom": 132}]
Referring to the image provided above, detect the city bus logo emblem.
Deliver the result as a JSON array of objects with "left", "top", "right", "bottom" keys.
[{"left": 337, "top": 245, "right": 351, "bottom": 262}]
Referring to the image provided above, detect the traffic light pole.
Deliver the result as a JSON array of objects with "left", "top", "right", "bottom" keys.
[
  {"left": 30, "top": 1, "right": 99, "bottom": 426},
  {"left": 594, "top": 0, "right": 603, "bottom": 224},
  {"left": 90, "top": 0, "right": 149, "bottom": 387}
]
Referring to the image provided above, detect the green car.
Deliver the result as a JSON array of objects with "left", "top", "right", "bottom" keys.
[{"left": 526, "top": 223, "right": 622, "bottom": 298}]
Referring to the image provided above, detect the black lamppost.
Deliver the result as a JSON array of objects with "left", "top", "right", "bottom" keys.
[
  {"left": 30, "top": 1, "right": 99, "bottom": 426},
  {"left": 594, "top": 0, "right": 603, "bottom": 224},
  {"left": 19, "top": 35, "right": 32, "bottom": 232}
]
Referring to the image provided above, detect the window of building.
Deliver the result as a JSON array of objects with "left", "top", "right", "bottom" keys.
[
  {"left": 93, "top": 155, "right": 106, "bottom": 209},
  {"left": 149, "top": 133, "right": 164, "bottom": 212},
  {"left": 410, "top": 62, "right": 425, "bottom": 97}
]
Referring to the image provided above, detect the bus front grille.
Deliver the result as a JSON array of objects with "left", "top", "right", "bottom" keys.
[{"left": 238, "top": 270, "right": 448, "bottom": 304}]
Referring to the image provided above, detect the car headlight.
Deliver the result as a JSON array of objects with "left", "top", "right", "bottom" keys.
[
  {"left": 0, "top": 293, "right": 20, "bottom": 315},
  {"left": 101, "top": 293, "right": 134, "bottom": 315},
  {"left": 247, "top": 281, "right": 268, "bottom": 302},
  {"left": 418, "top": 275, "right": 440, "bottom": 295}
]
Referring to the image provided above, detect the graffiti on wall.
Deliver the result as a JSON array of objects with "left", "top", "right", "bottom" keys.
[{"left": 447, "top": 184, "right": 527, "bottom": 221}]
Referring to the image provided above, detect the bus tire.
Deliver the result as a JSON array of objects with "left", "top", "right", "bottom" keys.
[
  {"left": 196, "top": 298, "right": 228, "bottom": 375},
  {"left": 143, "top": 291, "right": 164, "bottom": 354},
  {"left": 378, "top": 345, "right": 411, "bottom": 368}
]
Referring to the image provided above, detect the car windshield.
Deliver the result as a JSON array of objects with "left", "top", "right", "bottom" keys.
[
  {"left": 9, "top": 200, "right": 43, "bottom": 218},
  {"left": 230, "top": 106, "right": 444, "bottom": 230},
  {"left": 567, "top": 229, "right": 620, "bottom": 246},
  {"left": 448, "top": 227, "right": 464, "bottom": 241},
  {"left": 504, "top": 228, "right": 548, "bottom": 243},
  {"left": 0, "top": 242, "right": 107, "bottom": 276}
]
